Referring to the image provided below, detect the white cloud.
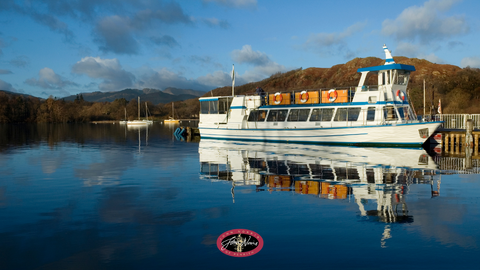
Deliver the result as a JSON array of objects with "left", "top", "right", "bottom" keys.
[
  {"left": 196, "top": 70, "right": 233, "bottom": 87},
  {"left": 461, "top": 57, "right": 480, "bottom": 68},
  {"left": 25, "top": 67, "right": 78, "bottom": 90},
  {"left": 232, "top": 45, "right": 271, "bottom": 66},
  {"left": 382, "top": 0, "right": 468, "bottom": 44},
  {"left": 72, "top": 57, "right": 135, "bottom": 91},
  {"left": 230, "top": 45, "right": 287, "bottom": 83},
  {"left": 227, "top": 45, "right": 287, "bottom": 85}
]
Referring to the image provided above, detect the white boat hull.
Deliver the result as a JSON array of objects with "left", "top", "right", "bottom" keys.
[
  {"left": 199, "top": 121, "right": 441, "bottom": 146},
  {"left": 127, "top": 120, "right": 153, "bottom": 126}
]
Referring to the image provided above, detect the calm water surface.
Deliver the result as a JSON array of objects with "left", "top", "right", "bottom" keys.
[{"left": 1, "top": 123, "right": 480, "bottom": 269}]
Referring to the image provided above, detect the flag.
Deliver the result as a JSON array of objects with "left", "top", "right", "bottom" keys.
[{"left": 438, "top": 99, "right": 442, "bottom": 114}]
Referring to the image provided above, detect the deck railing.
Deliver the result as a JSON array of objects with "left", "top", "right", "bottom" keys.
[{"left": 426, "top": 114, "right": 480, "bottom": 130}]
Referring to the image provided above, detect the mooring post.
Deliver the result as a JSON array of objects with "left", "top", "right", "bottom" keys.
[{"left": 466, "top": 119, "right": 474, "bottom": 147}]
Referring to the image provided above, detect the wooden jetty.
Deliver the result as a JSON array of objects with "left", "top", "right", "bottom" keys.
[{"left": 430, "top": 116, "right": 480, "bottom": 159}]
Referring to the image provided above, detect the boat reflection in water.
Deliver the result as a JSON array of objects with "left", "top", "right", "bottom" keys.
[{"left": 199, "top": 139, "right": 440, "bottom": 229}]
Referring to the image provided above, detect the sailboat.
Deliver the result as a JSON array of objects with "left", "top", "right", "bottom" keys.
[
  {"left": 127, "top": 97, "right": 153, "bottom": 126},
  {"left": 164, "top": 102, "right": 180, "bottom": 124}
]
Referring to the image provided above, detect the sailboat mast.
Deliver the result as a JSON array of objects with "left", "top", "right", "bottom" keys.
[
  {"left": 145, "top": 102, "right": 148, "bottom": 120},
  {"left": 138, "top": 96, "right": 140, "bottom": 120}
]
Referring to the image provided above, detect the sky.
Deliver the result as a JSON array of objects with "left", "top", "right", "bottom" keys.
[{"left": 0, "top": 0, "right": 479, "bottom": 99}]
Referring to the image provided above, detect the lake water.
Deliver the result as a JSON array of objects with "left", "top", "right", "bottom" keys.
[{"left": 1, "top": 123, "right": 480, "bottom": 269}]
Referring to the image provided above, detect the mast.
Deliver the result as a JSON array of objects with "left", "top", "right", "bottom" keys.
[
  {"left": 138, "top": 96, "right": 141, "bottom": 120},
  {"left": 145, "top": 102, "right": 148, "bottom": 120}
]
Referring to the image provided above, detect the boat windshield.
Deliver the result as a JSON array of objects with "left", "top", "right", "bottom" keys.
[
  {"left": 200, "top": 97, "right": 232, "bottom": 114},
  {"left": 384, "top": 106, "right": 398, "bottom": 121},
  {"left": 247, "top": 110, "right": 267, "bottom": 122},
  {"left": 397, "top": 106, "right": 416, "bottom": 121}
]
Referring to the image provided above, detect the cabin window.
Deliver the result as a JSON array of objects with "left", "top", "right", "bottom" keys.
[
  {"left": 210, "top": 101, "right": 218, "bottom": 114},
  {"left": 367, "top": 107, "right": 375, "bottom": 121},
  {"left": 267, "top": 109, "right": 288, "bottom": 122},
  {"left": 200, "top": 98, "right": 232, "bottom": 114},
  {"left": 395, "top": 70, "right": 409, "bottom": 85},
  {"left": 200, "top": 101, "right": 209, "bottom": 114},
  {"left": 334, "top": 107, "right": 361, "bottom": 121},
  {"left": 199, "top": 100, "right": 218, "bottom": 114},
  {"left": 218, "top": 98, "right": 232, "bottom": 114},
  {"left": 287, "top": 109, "right": 310, "bottom": 122},
  {"left": 384, "top": 106, "right": 398, "bottom": 121},
  {"left": 397, "top": 106, "right": 414, "bottom": 120},
  {"left": 248, "top": 110, "right": 267, "bottom": 122},
  {"left": 310, "top": 108, "right": 334, "bottom": 121}
]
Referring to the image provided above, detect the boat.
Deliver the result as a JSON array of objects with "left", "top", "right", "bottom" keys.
[
  {"left": 198, "top": 45, "right": 442, "bottom": 147},
  {"left": 164, "top": 102, "right": 180, "bottom": 124},
  {"left": 127, "top": 97, "right": 153, "bottom": 126}
]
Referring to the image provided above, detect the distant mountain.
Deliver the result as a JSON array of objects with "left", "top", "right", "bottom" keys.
[
  {"left": 162, "top": 87, "right": 205, "bottom": 97},
  {"left": 62, "top": 88, "right": 206, "bottom": 104},
  {"left": 0, "top": 90, "right": 43, "bottom": 100}
]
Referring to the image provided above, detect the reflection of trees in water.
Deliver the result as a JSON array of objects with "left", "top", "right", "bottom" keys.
[{"left": 0, "top": 123, "right": 198, "bottom": 152}]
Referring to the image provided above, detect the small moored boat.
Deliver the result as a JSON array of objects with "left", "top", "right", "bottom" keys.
[
  {"left": 127, "top": 97, "right": 153, "bottom": 126},
  {"left": 164, "top": 103, "right": 180, "bottom": 124},
  {"left": 198, "top": 45, "right": 442, "bottom": 147}
]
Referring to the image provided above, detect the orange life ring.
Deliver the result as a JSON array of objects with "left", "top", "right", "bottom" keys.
[
  {"left": 396, "top": 90, "right": 405, "bottom": 101},
  {"left": 300, "top": 91, "right": 309, "bottom": 103},
  {"left": 274, "top": 92, "right": 283, "bottom": 104},
  {"left": 328, "top": 89, "right": 337, "bottom": 102}
]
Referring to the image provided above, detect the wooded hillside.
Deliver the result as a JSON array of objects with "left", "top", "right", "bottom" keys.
[{"left": 1, "top": 56, "right": 479, "bottom": 123}]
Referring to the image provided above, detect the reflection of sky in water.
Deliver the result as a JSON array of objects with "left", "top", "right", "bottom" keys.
[{"left": 0, "top": 124, "right": 480, "bottom": 269}]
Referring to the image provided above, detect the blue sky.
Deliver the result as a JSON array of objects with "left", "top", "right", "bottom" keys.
[{"left": 0, "top": 0, "right": 479, "bottom": 98}]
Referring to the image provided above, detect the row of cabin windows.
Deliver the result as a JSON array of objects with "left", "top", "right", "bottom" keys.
[{"left": 248, "top": 107, "right": 377, "bottom": 122}]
